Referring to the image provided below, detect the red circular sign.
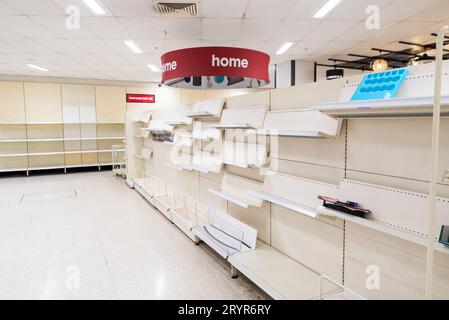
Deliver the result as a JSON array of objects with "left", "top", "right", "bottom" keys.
[{"left": 160, "top": 47, "right": 270, "bottom": 89}]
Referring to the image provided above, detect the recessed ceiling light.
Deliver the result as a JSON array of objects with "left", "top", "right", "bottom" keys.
[
  {"left": 276, "top": 42, "right": 294, "bottom": 55},
  {"left": 82, "top": 0, "right": 106, "bottom": 15},
  {"left": 148, "top": 64, "right": 160, "bottom": 72},
  {"left": 124, "top": 41, "right": 142, "bottom": 54},
  {"left": 313, "top": 0, "right": 342, "bottom": 19},
  {"left": 26, "top": 64, "right": 48, "bottom": 72}
]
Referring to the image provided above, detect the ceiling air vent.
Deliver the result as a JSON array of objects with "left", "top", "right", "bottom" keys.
[{"left": 153, "top": 1, "right": 199, "bottom": 17}]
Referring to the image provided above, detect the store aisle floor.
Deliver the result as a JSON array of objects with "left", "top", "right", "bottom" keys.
[{"left": 0, "top": 171, "right": 267, "bottom": 300}]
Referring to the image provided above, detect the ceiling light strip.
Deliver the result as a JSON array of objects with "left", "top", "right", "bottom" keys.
[{"left": 314, "top": 0, "right": 342, "bottom": 19}]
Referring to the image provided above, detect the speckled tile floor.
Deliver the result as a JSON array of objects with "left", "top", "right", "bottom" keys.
[{"left": 0, "top": 171, "right": 268, "bottom": 300}]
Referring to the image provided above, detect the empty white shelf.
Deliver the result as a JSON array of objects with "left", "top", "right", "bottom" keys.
[
  {"left": 253, "top": 129, "right": 334, "bottom": 139},
  {"left": 208, "top": 189, "right": 255, "bottom": 208},
  {"left": 209, "top": 123, "right": 257, "bottom": 130},
  {"left": 229, "top": 242, "right": 338, "bottom": 300},
  {"left": 311, "top": 96, "right": 449, "bottom": 118},
  {"left": 209, "top": 106, "right": 268, "bottom": 130},
  {"left": 141, "top": 120, "right": 174, "bottom": 133},
  {"left": 253, "top": 109, "right": 341, "bottom": 139},
  {"left": 192, "top": 225, "right": 240, "bottom": 259},
  {"left": 0, "top": 137, "right": 125, "bottom": 143},
  {"left": 0, "top": 122, "right": 125, "bottom": 125},
  {"left": 248, "top": 190, "right": 318, "bottom": 218},
  {"left": 318, "top": 206, "right": 449, "bottom": 255},
  {"left": 0, "top": 149, "right": 124, "bottom": 157},
  {"left": 183, "top": 98, "right": 225, "bottom": 119}
]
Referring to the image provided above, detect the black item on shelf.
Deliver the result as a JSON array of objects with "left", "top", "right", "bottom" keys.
[
  {"left": 193, "top": 76, "right": 202, "bottom": 86},
  {"left": 184, "top": 77, "right": 191, "bottom": 83},
  {"left": 319, "top": 195, "right": 372, "bottom": 218},
  {"left": 227, "top": 76, "right": 245, "bottom": 86},
  {"left": 439, "top": 225, "right": 449, "bottom": 246}
]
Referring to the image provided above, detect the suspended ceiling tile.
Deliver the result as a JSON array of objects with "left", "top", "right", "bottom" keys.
[
  {"left": 406, "top": 0, "right": 449, "bottom": 22},
  {"left": 367, "top": 21, "right": 436, "bottom": 44},
  {"left": 0, "top": 1, "right": 19, "bottom": 15},
  {"left": 202, "top": 19, "right": 242, "bottom": 41},
  {"left": 381, "top": 0, "right": 441, "bottom": 21},
  {"left": 269, "top": 19, "right": 321, "bottom": 42},
  {"left": 326, "top": 0, "right": 392, "bottom": 21},
  {"left": 242, "top": 19, "right": 281, "bottom": 41},
  {"left": 287, "top": 0, "right": 329, "bottom": 19},
  {"left": 335, "top": 20, "right": 398, "bottom": 42},
  {"left": 246, "top": 0, "right": 297, "bottom": 19},
  {"left": 52, "top": 0, "right": 94, "bottom": 16},
  {"left": 0, "top": 16, "right": 58, "bottom": 38},
  {"left": 289, "top": 41, "right": 328, "bottom": 55},
  {"left": 34, "top": 38, "right": 85, "bottom": 54},
  {"left": 101, "top": 0, "right": 157, "bottom": 17},
  {"left": 68, "top": 38, "right": 115, "bottom": 54},
  {"left": 31, "top": 16, "right": 96, "bottom": 39},
  {"left": 2, "top": 0, "right": 65, "bottom": 15},
  {"left": 318, "top": 41, "right": 361, "bottom": 56},
  {"left": 201, "top": 0, "right": 249, "bottom": 18},
  {"left": 118, "top": 17, "right": 166, "bottom": 40},
  {"left": 162, "top": 18, "right": 202, "bottom": 40},
  {"left": 0, "top": 25, "right": 22, "bottom": 38},
  {"left": 303, "top": 20, "right": 359, "bottom": 42},
  {"left": 80, "top": 17, "right": 130, "bottom": 39}
]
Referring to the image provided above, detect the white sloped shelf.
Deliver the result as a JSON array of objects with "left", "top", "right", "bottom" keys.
[
  {"left": 250, "top": 109, "right": 342, "bottom": 139},
  {"left": 311, "top": 96, "right": 449, "bottom": 119},
  {"left": 208, "top": 173, "right": 264, "bottom": 209},
  {"left": 133, "top": 112, "right": 152, "bottom": 124},
  {"left": 317, "top": 179, "right": 449, "bottom": 255},
  {"left": 192, "top": 122, "right": 222, "bottom": 141},
  {"left": 249, "top": 173, "right": 339, "bottom": 219},
  {"left": 208, "top": 106, "right": 268, "bottom": 130},
  {"left": 222, "top": 141, "right": 268, "bottom": 169},
  {"left": 141, "top": 120, "right": 174, "bottom": 133},
  {"left": 228, "top": 241, "right": 339, "bottom": 300},
  {"left": 183, "top": 98, "right": 225, "bottom": 119}
]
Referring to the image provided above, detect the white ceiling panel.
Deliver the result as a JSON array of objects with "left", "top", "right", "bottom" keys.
[
  {"left": 118, "top": 17, "right": 166, "bottom": 40},
  {"left": 68, "top": 39, "right": 115, "bottom": 53},
  {"left": 287, "top": 0, "right": 329, "bottom": 19},
  {"left": 34, "top": 38, "right": 85, "bottom": 54},
  {"left": 326, "top": 0, "right": 392, "bottom": 21},
  {"left": 202, "top": 19, "right": 242, "bottom": 40},
  {"left": 2, "top": 0, "right": 65, "bottom": 15},
  {"left": 162, "top": 39, "right": 204, "bottom": 52},
  {"left": 335, "top": 20, "right": 397, "bottom": 42},
  {"left": 0, "top": 16, "right": 58, "bottom": 38},
  {"left": 162, "top": 18, "right": 202, "bottom": 40},
  {"left": 0, "top": 24, "right": 22, "bottom": 38},
  {"left": 406, "top": 0, "right": 449, "bottom": 22},
  {"left": 246, "top": 0, "right": 298, "bottom": 19},
  {"left": 0, "top": 39, "right": 48, "bottom": 54},
  {"left": 81, "top": 17, "right": 130, "bottom": 39},
  {"left": 366, "top": 21, "right": 435, "bottom": 44},
  {"left": 201, "top": 0, "right": 249, "bottom": 18},
  {"left": 0, "top": 1, "right": 19, "bottom": 15},
  {"left": 105, "top": 39, "right": 161, "bottom": 54},
  {"left": 31, "top": 16, "right": 96, "bottom": 38},
  {"left": 288, "top": 41, "right": 328, "bottom": 55},
  {"left": 269, "top": 19, "right": 320, "bottom": 41},
  {"left": 318, "top": 41, "right": 361, "bottom": 56},
  {"left": 242, "top": 19, "right": 281, "bottom": 41},
  {"left": 101, "top": 0, "right": 157, "bottom": 17},
  {"left": 303, "top": 20, "right": 359, "bottom": 42},
  {"left": 381, "top": 0, "right": 441, "bottom": 21}
]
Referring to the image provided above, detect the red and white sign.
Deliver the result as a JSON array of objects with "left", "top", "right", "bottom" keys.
[
  {"left": 126, "top": 94, "right": 155, "bottom": 103},
  {"left": 160, "top": 47, "right": 270, "bottom": 88}
]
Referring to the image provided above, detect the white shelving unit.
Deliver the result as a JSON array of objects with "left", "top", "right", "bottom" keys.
[
  {"left": 250, "top": 109, "right": 342, "bottom": 139},
  {"left": 208, "top": 106, "right": 268, "bottom": 130},
  {"left": 183, "top": 98, "right": 225, "bottom": 119},
  {"left": 249, "top": 173, "right": 339, "bottom": 219},
  {"left": 208, "top": 173, "right": 265, "bottom": 209},
  {"left": 311, "top": 96, "right": 449, "bottom": 119}
]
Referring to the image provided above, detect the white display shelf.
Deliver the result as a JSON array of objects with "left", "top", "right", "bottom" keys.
[
  {"left": 252, "top": 129, "right": 334, "bottom": 139},
  {"left": 208, "top": 189, "right": 258, "bottom": 208},
  {"left": 249, "top": 190, "right": 319, "bottom": 218},
  {"left": 249, "top": 109, "right": 341, "bottom": 139},
  {"left": 318, "top": 206, "right": 449, "bottom": 255},
  {"left": 228, "top": 242, "right": 338, "bottom": 300},
  {"left": 0, "top": 162, "right": 124, "bottom": 173},
  {"left": 192, "top": 225, "right": 240, "bottom": 259},
  {"left": 311, "top": 96, "right": 449, "bottom": 118},
  {"left": 0, "top": 122, "right": 125, "bottom": 125},
  {"left": 165, "top": 118, "right": 192, "bottom": 126},
  {"left": 0, "top": 137, "right": 125, "bottom": 143},
  {"left": 184, "top": 111, "right": 216, "bottom": 118},
  {"left": 141, "top": 121, "right": 174, "bottom": 133},
  {"left": 209, "top": 106, "right": 268, "bottom": 131},
  {"left": 0, "top": 149, "right": 124, "bottom": 157},
  {"left": 209, "top": 123, "right": 257, "bottom": 130},
  {"left": 222, "top": 141, "right": 269, "bottom": 169}
]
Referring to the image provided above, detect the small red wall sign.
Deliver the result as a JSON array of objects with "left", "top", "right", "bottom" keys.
[{"left": 126, "top": 94, "right": 155, "bottom": 103}]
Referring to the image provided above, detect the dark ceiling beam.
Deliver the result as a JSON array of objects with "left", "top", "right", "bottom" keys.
[
  {"left": 398, "top": 40, "right": 449, "bottom": 53},
  {"left": 431, "top": 33, "right": 449, "bottom": 40},
  {"left": 347, "top": 53, "right": 407, "bottom": 64},
  {"left": 315, "top": 63, "right": 369, "bottom": 71},
  {"left": 371, "top": 47, "right": 419, "bottom": 57},
  {"left": 328, "top": 58, "right": 371, "bottom": 66}
]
